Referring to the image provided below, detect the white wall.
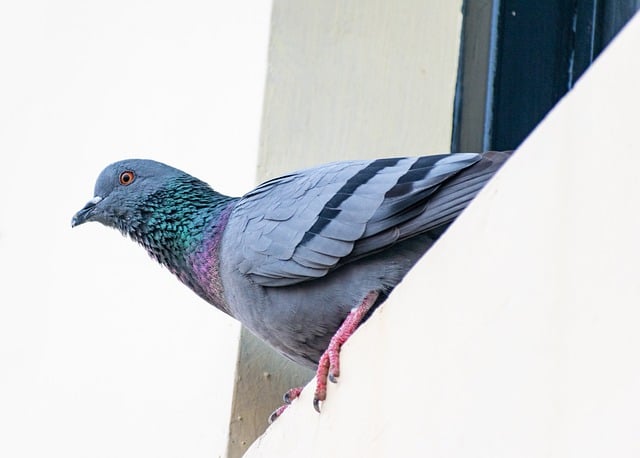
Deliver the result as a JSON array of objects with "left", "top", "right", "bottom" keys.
[
  {"left": 246, "top": 12, "right": 640, "bottom": 458},
  {"left": 0, "top": 2, "right": 270, "bottom": 457}
]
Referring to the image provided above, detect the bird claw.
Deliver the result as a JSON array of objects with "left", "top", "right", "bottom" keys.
[
  {"left": 283, "top": 386, "right": 303, "bottom": 404},
  {"left": 268, "top": 404, "right": 288, "bottom": 424},
  {"left": 313, "top": 396, "right": 322, "bottom": 413},
  {"left": 269, "top": 386, "right": 304, "bottom": 424},
  {"left": 328, "top": 373, "right": 338, "bottom": 384}
]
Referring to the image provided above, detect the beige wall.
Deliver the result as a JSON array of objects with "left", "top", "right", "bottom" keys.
[
  {"left": 257, "top": 0, "right": 464, "bottom": 177},
  {"left": 227, "top": 1, "right": 464, "bottom": 456},
  {"left": 245, "top": 12, "right": 640, "bottom": 458}
]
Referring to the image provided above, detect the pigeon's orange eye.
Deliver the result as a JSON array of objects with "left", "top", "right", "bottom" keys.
[{"left": 119, "top": 171, "right": 135, "bottom": 186}]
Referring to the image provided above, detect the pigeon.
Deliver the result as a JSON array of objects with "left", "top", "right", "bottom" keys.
[{"left": 72, "top": 151, "right": 510, "bottom": 419}]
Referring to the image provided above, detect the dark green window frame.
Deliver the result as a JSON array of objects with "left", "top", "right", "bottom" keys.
[{"left": 452, "top": 0, "right": 640, "bottom": 152}]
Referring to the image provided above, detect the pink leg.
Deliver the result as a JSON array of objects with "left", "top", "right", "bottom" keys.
[
  {"left": 268, "top": 386, "right": 304, "bottom": 423},
  {"left": 313, "top": 291, "right": 379, "bottom": 412}
]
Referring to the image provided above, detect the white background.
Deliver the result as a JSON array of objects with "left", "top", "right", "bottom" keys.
[{"left": 0, "top": 1, "right": 271, "bottom": 456}]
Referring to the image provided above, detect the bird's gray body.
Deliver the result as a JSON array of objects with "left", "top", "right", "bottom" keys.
[
  {"left": 220, "top": 234, "right": 431, "bottom": 367},
  {"left": 72, "top": 151, "right": 510, "bottom": 370},
  {"left": 217, "top": 152, "right": 508, "bottom": 367}
]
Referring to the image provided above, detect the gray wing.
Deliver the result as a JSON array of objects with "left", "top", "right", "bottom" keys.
[{"left": 230, "top": 152, "right": 502, "bottom": 287}]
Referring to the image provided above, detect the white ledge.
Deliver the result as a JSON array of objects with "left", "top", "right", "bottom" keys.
[{"left": 245, "top": 12, "right": 640, "bottom": 458}]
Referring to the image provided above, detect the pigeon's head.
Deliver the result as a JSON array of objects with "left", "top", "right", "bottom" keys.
[{"left": 71, "top": 159, "right": 186, "bottom": 231}]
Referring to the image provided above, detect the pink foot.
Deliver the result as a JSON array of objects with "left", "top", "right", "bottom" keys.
[
  {"left": 283, "top": 386, "right": 303, "bottom": 404},
  {"left": 268, "top": 386, "right": 303, "bottom": 423},
  {"left": 313, "top": 291, "right": 379, "bottom": 412}
]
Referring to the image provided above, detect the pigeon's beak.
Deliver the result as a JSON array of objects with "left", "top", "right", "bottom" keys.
[{"left": 71, "top": 196, "right": 102, "bottom": 227}]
